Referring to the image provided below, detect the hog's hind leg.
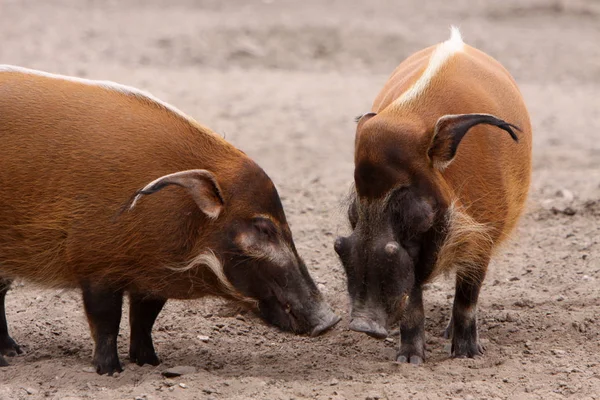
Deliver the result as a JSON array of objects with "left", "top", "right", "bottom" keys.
[
  {"left": 128, "top": 292, "right": 166, "bottom": 366},
  {"left": 0, "top": 278, "right": 22, "bottom": 367},
  {"left": 449, "top": 265, "right": 487, "bottom": 358},
  {"left": 397, "top": 286, "right": 425, "bottom": 364},
  {"left": 82, "top": 283, "right": 124, "bottom": 375}
]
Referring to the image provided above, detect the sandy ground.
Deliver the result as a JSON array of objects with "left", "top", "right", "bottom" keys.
[{"left": 1, "top": 0, "right": 600, "bottom": 399}]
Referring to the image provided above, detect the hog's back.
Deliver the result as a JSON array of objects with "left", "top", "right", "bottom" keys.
[
  {"left": 373, "top": 45, "right": 532, "bottom": 243},
  {"left": 0, "top": 71, "right": 239, "bottom": 287}
]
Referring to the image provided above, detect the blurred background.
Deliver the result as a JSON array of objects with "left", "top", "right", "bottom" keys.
[{"left": 1, "top": 1, "right": 600, "bottom": 399}]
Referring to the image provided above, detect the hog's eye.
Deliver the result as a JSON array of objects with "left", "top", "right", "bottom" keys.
[{"left": 252, "top": 217, "right": 278, "bottom": 240}]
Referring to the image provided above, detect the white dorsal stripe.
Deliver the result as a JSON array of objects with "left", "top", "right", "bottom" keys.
[
  {"left": 0, "top": 64, "right": 193, "bottom": 123},
  {"left": 393, "top": 26, "right": 464, "bottom": 107}
]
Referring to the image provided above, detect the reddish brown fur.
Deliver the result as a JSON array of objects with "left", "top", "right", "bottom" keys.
[
  {"left": 0, "top": 69, "right": 280, "bottom": 302},
  {"left": 358, "top": 41, "right": 532, "bottom": 279}
]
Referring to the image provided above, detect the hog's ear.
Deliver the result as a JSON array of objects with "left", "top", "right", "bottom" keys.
[
  {"left": 428, "top": 113, "right": 520, "bottom": 170},
  {"left": 355, "top": 112, "right": 377, "bottom": 126},
  {"left": 354, "top": 112, "right": 377, "bottom": 147},
  {"left": 125, "top": 169, "right": 224, "bottom": 219}
]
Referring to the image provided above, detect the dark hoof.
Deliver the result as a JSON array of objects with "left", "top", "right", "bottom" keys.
[
  {"left": 129, "top": 347, "right": 160, "bottom": 367},
  {"left": 93, "top": 357, "right": 123, "bottom": 375},
  {"left": 451, "top": 339, "right": 485, "bottom": 358},
  {"left": 0, "top": 336, "right": 23, "bottom": 357},
  {"left": 396, "top": 344, "right": 425, "bottom": 365},
  {"left": 396, "top": 354, "right": 423, "bottom": 365}
]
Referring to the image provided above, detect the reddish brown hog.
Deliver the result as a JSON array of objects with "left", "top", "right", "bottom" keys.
[
  {"left": 0, "top": 66, "right": 340, "bottom": 374},
  {"left": 334, "top": 28, "right": 531, "bottom": 363}
]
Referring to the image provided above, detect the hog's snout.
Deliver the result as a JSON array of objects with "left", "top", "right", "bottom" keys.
[{"left": 349, "top": 316, "right": 388, "bottom": 339}]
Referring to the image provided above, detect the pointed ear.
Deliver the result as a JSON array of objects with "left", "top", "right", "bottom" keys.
[
  {"left": 428, "top": 113, "right": 520, "bottom": 170},
  {"left": 125, "top": 169, "right": 224, "bottom": 219},
  {"left": 354, "top": 112, "right": 377, "bottom": 147},
  {"left": 355, "top": 112, "right": 377, "bottom": 127}
]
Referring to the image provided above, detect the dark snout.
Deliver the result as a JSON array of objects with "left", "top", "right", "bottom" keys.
[
  {"left": 257, "top": 292, "right": 340, "bottom": 336},
  {"left": 349, "top": 308, "right": 389, "bottom": 339},
  {"left": 252, "top": 256, "right": 341, "bottom": 336},
  {"left": 309, "top": 301, "right": 342, "bottom": 336},
  {"left": 349, "top": 316, "right": 388, "bottom": 339},
  {"left": 338, "top": 237, "right": 414, "bottom": 341}
]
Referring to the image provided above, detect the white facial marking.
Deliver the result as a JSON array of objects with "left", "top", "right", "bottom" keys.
[
  {"left": 393, "top": 26, "right": 464, "bottom": 107},
  {"left": 168, "top": 250, "right": 242, "bottom": 299}
]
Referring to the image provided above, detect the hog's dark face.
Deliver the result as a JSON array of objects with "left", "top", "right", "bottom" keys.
[
  {"left": 222, "top": 215, "right": 340, "bottom": 336},
  {"left": 125, "top": 162, "right": 340, "bottom": 337},
  {"left": 335, "top": 186, "right": 436, "bottom": 338},
  {"left": 218, "top": 164, "right": 341, "bottom": 336}
]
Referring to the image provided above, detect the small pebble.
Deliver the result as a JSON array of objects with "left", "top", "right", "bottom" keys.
[
  {"left": 505, "top": 312, "right": 518, "bottom": 323},
  {"left": 556, "top": 189, "right": 574, "bottom": 202},
  {"left": 197, "top": 335, "right": 210, "bottom": 342},
  {"left": 179, "top": 383, "right": 188, "bottom": 389},
  {"left": 23, "top": 388, "right": 37, "bottom": 395},
  {"left": 551, "top": 349, "right": 566, "bottom": 356},
  {"left": 82, "top": 367, "right": 96, "bottom": 373}
]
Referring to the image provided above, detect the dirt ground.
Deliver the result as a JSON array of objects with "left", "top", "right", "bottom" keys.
[{"left": 1, "top": 0, "right": 600, "bottom": 399}]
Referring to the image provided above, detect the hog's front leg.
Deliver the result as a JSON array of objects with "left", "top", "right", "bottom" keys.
[
  {"left": 397, "top": 286, "right": 425, "bottom": 364},
  {"left": 129, "top": 293, "right": 166, "bottom": 366},
  {"left": 82, "top": 283, "right": 124, "bottom": 375},
  {"left": 449, "top": 267, "right": 487, "bottom": 358}
]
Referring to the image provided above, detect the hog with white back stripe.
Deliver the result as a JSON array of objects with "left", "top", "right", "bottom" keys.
[
  {"left": 0, "top": 66, "right": 340, "bottom": 374},
  {"left": 334, "top": 28, "right": 532, "bottom": 363}
]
